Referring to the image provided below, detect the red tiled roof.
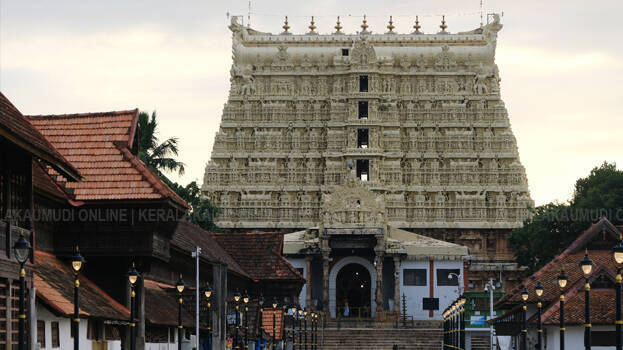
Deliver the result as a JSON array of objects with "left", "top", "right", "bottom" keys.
[
  {"left": 34, "top": 250, "right": 129, "bottom": 320},
  {"left": 27, "top": 110, "right": 188, "bottom": 208},
  {"left": 541, "top": 287, "right": 616, "bottom": 325},
  {"left": 0, "top": 92, "right": 80, "bottom": 181},
  {"left": 212, "top": 233, "right": 305, "bottom": 283},
  {"left": 494, "top": 217, "right": 621, "bottom": 325},
  {"left": 261, "top": 309, "right": 285, "bottom": 340},
  {"left": 143, "top": 279, "right": 196, "bottom": 327},
  {"left": 171, "top": 221, "right": 250, "bottom": 279},
  {"left": 32, "top": 160, "right": 84, "bottom": 206}
]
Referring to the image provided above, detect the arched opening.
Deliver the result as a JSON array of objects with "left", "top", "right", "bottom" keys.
[{"left": 336, "top": 263, "right": 371, "bottom": 318}]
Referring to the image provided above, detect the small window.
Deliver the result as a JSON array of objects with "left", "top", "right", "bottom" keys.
[
  {"left": 358, "top": 101, "right": 368, "bottom": 119},
  {"left": 404, "top": 269, "right": 427, "bottom": 286},
  {"left": 52, "top": 322, "right": 60, "bottom": 348},
  {"left": 37, "top": 320, "right": 46, "bottom": 348},
  {"left": 357, "top": 129, "right": 369, "bottom": 148},
  {"left": 436, "top": 269, "right": 460, "bottom": 286},
  {"left": 342, "top": 48, "right": 349, "bottom": 56},
  {"left": 356, "top": 159, "right": 369, "bottom": 181},
  {"left": 359, "top": 75, "right": 368, "bottom": 92}
]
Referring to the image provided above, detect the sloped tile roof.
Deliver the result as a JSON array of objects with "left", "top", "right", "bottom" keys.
[
  {"left": 143, "top": 279, "right": 196, "bottom": 327},
  {"left": 34, "top": 250, "right": 129, "bottom": 320},
  {"left": 171, "top": 221, "right": 250, "bottom": 279},
  {"left": 212, "top": 232, "right": 305, "bottom": 283},
  {"left": 27, "top": 110, "right": 188, "bottom": 208},
  {"left": 493, "top": 217, "right": 621, "bottom": 325},
  {"left": 0, "top": 92, "right": 80, "bottom": 181}
]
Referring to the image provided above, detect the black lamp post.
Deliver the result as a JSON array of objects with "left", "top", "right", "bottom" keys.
[
  {"left": 298, "top": 307, "right": 303, "bottom": 350},
  {"left": 290, "top": 305, "right": 297, "bottom": 350},
  {"left": 282, "top": 301, "right": 287, "bottom": 347},
  {"left": 204, "top": 284, "right": 213, "bottom": 350},
  {"left": 557, "top": 268, "right": 568, "bottom": 350},
  {"left": 258, "top": 296, "right": 265, "bottom": 350},
  {"left": 128, "top": 263, "right": 140, "bottom": 350},
  {"left": 303, "top": 308, "right": 308, "bottom": 350},
  {"left": 13, "top": 231, "right": 31, "bottom": 350},
  {"left": 520, "top": 287, "right": 529, "bottom": 350},
  {"left": 234, "top": 291, "right": 241, "bottom": 350},
  {"left": 243, "top": 292, "right": 250, "bottom": 350},
  {"left": 176, "top": 275, "right": 185, "bottom": 350},
  {"left": 460, "top": 295, "right": 466, "bottom": 350},
  {"left": 613, "top": 235, "right": 623, "bottom": 350},
  {"left": 580, "top": 250, "right": 594, "bottom": 350},
  {"left": 71, "top": 246, "right": 85, "bottom": 350},
  {"left": 272, "top": 299, "right": 278, "bottom": 350},
  {"left": 535, "top": 282, "right": 544, "bottom": 350}
]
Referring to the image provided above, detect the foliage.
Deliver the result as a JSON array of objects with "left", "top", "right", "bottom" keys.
[
  {"left": 136, "top": 110, "right": 220, "bottom": 231},
  {"left": 137, "top": 111, "right": 185, "bottom": 176},
  {"left": 510, "top": 162, "right": 623, "bottom": 274}
]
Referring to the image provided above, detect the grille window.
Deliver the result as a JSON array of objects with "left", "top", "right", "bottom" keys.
[
  {"left": 359, "top": 75, "right": 368, "bottom": 92},
  {"left": 356, "top": 159, "right": 369, "bottom": 181},
  {"left": 358, "top": 101, "right": 368, "bottom": 119},
  {"left": 403, "top": 269, "right": 427, "bottom": 286},
  {"left": 52, "top": 322, "right": 60, "bottom": 347},
  {"left": 357, "top": 129, "right": 369, "bottom": 148},
  {"left": 37, "top": 320, "right": 46, "bottom": 348}
]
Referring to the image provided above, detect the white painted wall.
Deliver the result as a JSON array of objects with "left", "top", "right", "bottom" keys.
[
  {"left": 544, "top": 325, "right": 615, "bottom": 350},
  {"left": 288, "top": 258, "right": 306, "bottom": 308},
  {"left": 145, "top": 333, "right": 195, "bottom": 350},
  {"left": 400, "top": 260, "right": 463, "bottom": 320},
  {"left": 36, "top": 301, "right": 121, "bottom": 350}
]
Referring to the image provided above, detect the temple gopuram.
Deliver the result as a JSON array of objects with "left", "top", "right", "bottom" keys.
[{"left": 202, "top": 13, "right": 534, "bottom": 315}]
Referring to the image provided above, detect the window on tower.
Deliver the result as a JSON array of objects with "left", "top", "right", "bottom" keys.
[
  {"left": 359, "top": 75, "right": 368, "bottom": 92},
  {"left": 342, "top": 48, "right": 349, "bottom": 56},
  {"left": 358, "top": 101, "right": 368, "bottom": 119},
  {"left": 356, "top": 159, "right": 369, "bottom": 181},
  {"left": 357, "top": 129, "right": 369, "bottom": 148}
]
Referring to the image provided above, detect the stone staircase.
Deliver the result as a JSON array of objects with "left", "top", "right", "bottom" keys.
[
  {"left": 469, "top": 335, "right": 491, "bottom": 350},
  {"left": 319, "top": 327, "right": 443, "bottom": 350}
]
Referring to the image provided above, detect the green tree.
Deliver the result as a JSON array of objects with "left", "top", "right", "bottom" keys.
[
  {"left": 510, "top": 162, "right": 623, "bottom": 274},
  {"left": 137, "top": 111, "right": 185, "bottom": 176}
]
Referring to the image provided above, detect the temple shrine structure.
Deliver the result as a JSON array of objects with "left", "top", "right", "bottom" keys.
[{"left": 202, "top": 14, "right": 533, "bottom": 320}]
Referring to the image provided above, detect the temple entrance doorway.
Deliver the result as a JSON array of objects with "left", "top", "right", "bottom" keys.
[
  {"left": 336, "top": 263, "right": 371, "bottom": 318},
  {"left": 329, "top": 256, "right": 377, "bottom": 318}
]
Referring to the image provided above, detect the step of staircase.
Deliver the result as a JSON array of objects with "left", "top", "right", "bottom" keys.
[{"left": 318, "top": 327, "right": 443, "bottom": 350}]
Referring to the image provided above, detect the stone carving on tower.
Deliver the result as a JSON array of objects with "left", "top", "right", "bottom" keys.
[{"left": 203, "top": 14, "right": 534, "bottom": 250}]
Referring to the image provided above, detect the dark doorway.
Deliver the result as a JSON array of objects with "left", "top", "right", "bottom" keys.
[
  {"left": 359, "top": 75, "right": 368, "bottom": 92},
  {"left": 357, "top": 128, "right": 369, "bottom": 148},
  {"left": 356, "top": 159, "right": 369, "bottom": 181},
  {"left": 336, "top": 263, "right": 371, "bottom": 318}
]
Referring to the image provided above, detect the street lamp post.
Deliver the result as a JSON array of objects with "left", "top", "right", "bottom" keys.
[
  {"left": 535, "top": 282, "right": 544, "bottom": 350},
  {"left": 272, "top": 299, "right": 278, "bottom": 350},
  {"left": 580, "top": 250, "right": 594, "bottom": 350},
  {"left": 234, "top": 292, "right": 241, "bottom": 350},
  {"left": 557, "top": 269, "right": 568, "bottom": 350},
  {"left": 520, "top": 287, "right": 529, "bottom": 350},
  {"left": 290, "top": 305, "right": 297, "bottom": 350},
  {"left": 282, "top": 302, "right": 288, "bottom": 349},
  {"left": 243, "top": 292, "right": 250, "bottom": 350},
  {"left": 71, "top": 247, "right": 85, "bottom": 350},
  {"left": 128, "top": 264, "right": 140, "bottom": 350},
  {"left": 204, "top": 284, "right": 213, "bottom": 350},
  {"left": 298, "top": 307, "right": 303, "bottom": 350},
  {"left": 176, "top": 275, "right": 185, "bottom": 350},
  {"left": 13, "top": 231, "right": 31, "bottom": 350},
  {"left": 258, "top": 296, "right": 265, "bottom": 350},
  {"left": 612, "top": 235, "right": 623, "bottom": 350}
]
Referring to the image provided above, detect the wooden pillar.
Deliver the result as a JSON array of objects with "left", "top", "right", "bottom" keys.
[
  {"left": 305, "top": 255, "right": 312, "bottom": 310},
  {"left": 393, "top": 256, "right": 401, "bottom": 314}
]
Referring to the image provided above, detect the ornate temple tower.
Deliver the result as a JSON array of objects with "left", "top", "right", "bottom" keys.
[{"left": 203, "top": 15, "right": 533, "bottom": 290}]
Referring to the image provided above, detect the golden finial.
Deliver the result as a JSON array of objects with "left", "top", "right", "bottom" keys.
[
  {"left": 439, "top": 15, "right": 448, "bottom": 33},
  {"left": 308, "top": 16, "right": 317, "bottom": 33},
  {"left": 282, "top": 16, "right": 291, "bottom": 34},
  {"left": 361, "top": 15, "right": 369, "bottom": 32},
  {"left": 386, "top": 15, "right": 395, "bottom": 33},
  {"left": 334, "top": 16, "right": 343, "bottom": 33},
  {"left": 413, "top": 15, "right": 422, "bottom": 34}
]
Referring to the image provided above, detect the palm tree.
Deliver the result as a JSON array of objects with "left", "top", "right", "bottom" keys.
[{"left": 136, "top": 111, "right": 185, "bottom": 176}]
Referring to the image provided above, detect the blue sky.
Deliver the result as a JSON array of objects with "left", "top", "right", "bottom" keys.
[{"left": 1, "top": 0, "right": 622, "bottom": 205}]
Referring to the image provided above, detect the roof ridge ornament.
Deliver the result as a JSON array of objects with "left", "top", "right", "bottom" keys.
[
  {"left": 439, "top": 15, "right": 448, "bottom": 34},
  {"left": 360, "top": 15, "right": 370, "bottom": 34},
  {"left": 386, "top": 15, "right": 396, "bottom": 34},
  {"left": 413, "top": 15, "right": 423, "bottom": 34},
  {"left": 307, "top": 16, "right": 318, "bottom": 35},
  {"left": 334, "top": 16, "right": 343, "bottom": 34},
  {"left": 281, "top": 16, "right": 291, "bottom": 35}
]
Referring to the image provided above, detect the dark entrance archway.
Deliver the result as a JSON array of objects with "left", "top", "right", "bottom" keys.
[{"left": 336, "top": 263, "right": 371, "bottom": 318}]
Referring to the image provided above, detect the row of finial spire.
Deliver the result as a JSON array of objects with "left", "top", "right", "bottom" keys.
[{"left": 281, "top": 15, "right": 449, "bottom": 35}]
